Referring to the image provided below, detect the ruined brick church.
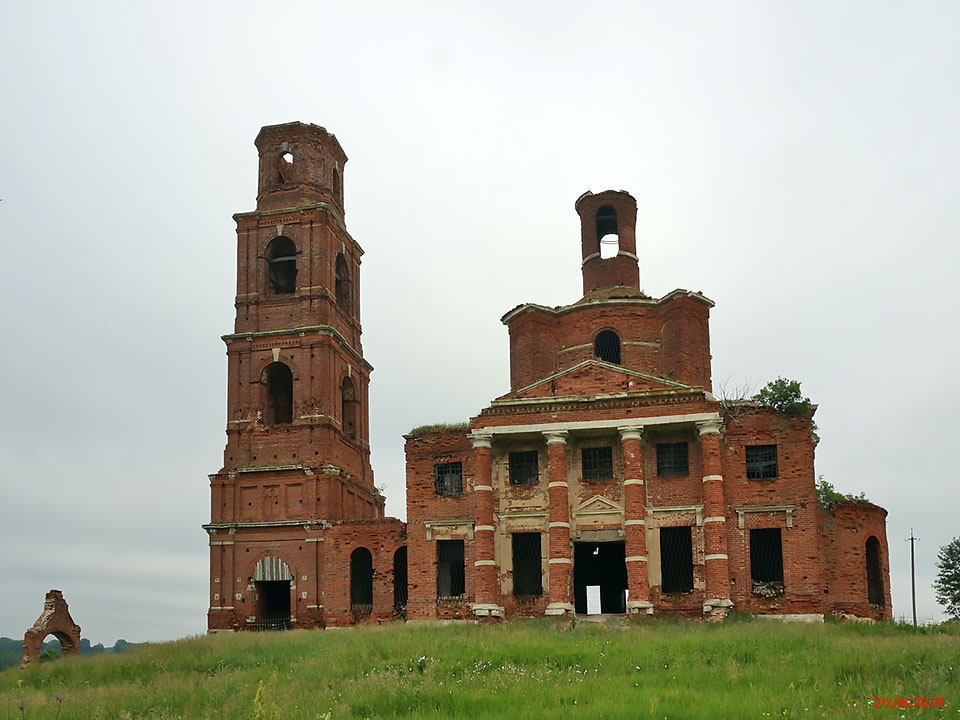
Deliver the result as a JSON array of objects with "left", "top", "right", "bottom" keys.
[{"left": 204, "top": 122, "right": 891, "bottom": 630}]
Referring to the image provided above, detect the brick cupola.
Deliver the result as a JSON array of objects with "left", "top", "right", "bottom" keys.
[{"left": 575, "top": 190, "right": 641, "bottom": 298}]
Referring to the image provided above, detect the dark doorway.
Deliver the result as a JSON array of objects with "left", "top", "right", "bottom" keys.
[
  {"left": 660, "top": 526, "right": 694, "bottom": 593},
  {"left": 393, "top": 547, "right": 408, "bottom": 612},
  {"left": 437, "top": 540, "right": 465, "bottom": 599},
  {"left": 866, "top": 536, "right": 884, "bottom": 606},
  {"left": 255, "top": 581, "right": 290, "bottom": 630},
  {"left": 574, "top": 541, "right": 627, "bottom": 614}
]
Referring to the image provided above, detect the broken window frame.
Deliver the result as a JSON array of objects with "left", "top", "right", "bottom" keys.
[
  {"left": 434, "top": 462, "right": 463, "bottom": 496},
  {"left": 656, "top": 442, "right": 689, "bottom": 478},
  {"left": 749, "top": 528, "right": 784, "bottom": 594},
  {"left": 594, "top": 330, "right": 621, "bottom": 364},
  {"left": 745, "top": 444, "right": 778, "bottom": 479},
  {"left": 436, "top": 540, "right": 465, "bottom": 599},
  {"left": 266, "top": 236, "right": 297, "bottom": 295},
  {"left": 582, "top": 446, "right": 613, "bottom": 482},
  {"left": 659, "top": 526, "right": 694, "bottom": 593},
  {"left": 511, "top": 532, "right": 543, "bottom": 597},
  {"left": 508, "top": 451, "right": 539, "bottom": 486}
]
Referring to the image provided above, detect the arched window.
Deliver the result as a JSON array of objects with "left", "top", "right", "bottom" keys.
[
  {"left": 335, "top": 253, "right": 351, "bottom": 312},
  {"left": 264, "top": 362, "right": 293, "bottom": 425},
  {"left": 393, "top": 547, "right": 408, "bottom": 612},
  {"left": 332, "top": 167, "right": 341, "bottom": 200},
  {"left": 341, "top": 376, "right": 357, "bottom": 439},
  {"left": 266, "top": 236, "right": 297, "bottom": 294},
  {"left": 350, "top": 547, "right": 373, "bottom": 615},
  {"left": 596, "top": 205, "right": 619, "bottom": 259},
  {"left": 594, "top": 330, "right": 621, "bottom": 364},
  {"left": 866, "top": 536, "right": 884, "bottom": 606}
]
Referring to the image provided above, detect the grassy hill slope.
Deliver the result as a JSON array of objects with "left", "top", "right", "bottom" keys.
[{"left": 1, "top": 617, "right": 956, "bottom": 719}]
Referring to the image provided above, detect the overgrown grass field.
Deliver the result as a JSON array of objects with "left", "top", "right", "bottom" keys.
[{"left": 1, "top": 617, "right": 957, "bottom": 719}]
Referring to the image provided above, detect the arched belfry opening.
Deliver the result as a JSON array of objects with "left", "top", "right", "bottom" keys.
[
  {"left": 335, "top": 253, "right": 351, "bottom": 313},
  {"left": 253, "top": 556, "right": 292, "bottom": 630},
  {"left": 264, "top": 362, "right": 293, "bottom": 425},
  {"left": 866, "top": 536, "right": 884, "bottom": 606},
  {"left": 351, "top": 547, "right": 373, "bottom": 616},
  {"left": 277, "top": 152, "right": 294, "bottom": 183},
  {"left": 341, "top": 376, "right": 357, "bottom": 439},
  {"left": 332, "top": 167, "right": 341, "bottom": 201},
  {"left": 596, "top": 205, "right": 619, "bottom": 259},
  {"left": 266, "top": 236, "right": 297, "bottom": 294},
  {"left": 594, "top": 330, "right": 621, "bottom": 364}
]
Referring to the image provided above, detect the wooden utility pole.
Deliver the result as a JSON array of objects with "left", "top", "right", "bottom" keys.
[{"left": 909, "top": 529, "right": 918, "bottom": 627}]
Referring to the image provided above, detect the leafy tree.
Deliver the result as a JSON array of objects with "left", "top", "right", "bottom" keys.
[
  {"left": 816, "top": 478, "right": 867, "bottom": 511},
  {"left": 934, "top": 537, "right": 960, "bottom": 620},
  {"left": 38, "top": 647, "right": 60, "bottom": 663},
  {"left": 753, "top": 377, "right": 818, "bottom": 437}
]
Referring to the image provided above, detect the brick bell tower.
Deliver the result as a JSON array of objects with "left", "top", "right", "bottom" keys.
[{"left": 206, "top": 122, "right": 385, "bottom": 631}]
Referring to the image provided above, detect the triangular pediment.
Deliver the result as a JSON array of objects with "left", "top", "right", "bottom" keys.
[
  {"left": 574, "top": 494, "right": 623, "bottom": 515},
  {"left": 510, "top": 359, "right": 694, "bottom": 400}
]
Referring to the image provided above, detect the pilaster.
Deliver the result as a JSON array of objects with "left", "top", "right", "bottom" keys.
[
  {"left": 620, "top": 427, "right": 653, "bottom": 615},
  {"left": 543, "top": 430, "right": 574, "bottom": 616},
  {"left": 698, "top": 419, "right": 732, "bottom": 620}
]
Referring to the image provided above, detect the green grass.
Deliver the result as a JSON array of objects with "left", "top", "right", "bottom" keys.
[
  {"left": 406, "top": 422, "right": 469, "bottom": 436},
  {"left": 1, "top": 618, "right": 957, "bottom": 719}
]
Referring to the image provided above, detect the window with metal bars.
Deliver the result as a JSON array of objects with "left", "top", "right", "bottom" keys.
[
  {"left": 582, "top": 447, "right": 613, "bottom": 482},
  {"left": 594, "top": 330, "right": 621, "bottom": 364},
  {"left": 434, "top": 462, "right": 462, "bottom": 496},
  {"left": 511, "top": 533, "right": 542, "bottom": 596},
  {"left": 659, "top": 526, "right": 694, "bottom": 593},
  {"left": 509, "top": 451, "right": 539, "bottom": 486},
  {"left": 745, "top": 445, "right": 778, "bottom": 479},
  {"left": 436, "top": 540, "right": 465, "bottom": 599},
  {"left": 750, "top": 528, "right": 783, "bottom": 583},
  {"left": 656, "top": 442, "right": 689, "bottom": 477},
  {"left": 350, "top": 547, "right": 373, "bottom": 615}
]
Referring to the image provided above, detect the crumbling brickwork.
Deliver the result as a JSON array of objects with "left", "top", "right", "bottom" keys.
[
  {"left": 405, "top": 188, "right": 892, "bottom": 622},
  {"left": 20, "top": 590, "right": 81, "bottom": 668},
  {"left": 206, "top": 124, "right": 404, "bottom": 631}
]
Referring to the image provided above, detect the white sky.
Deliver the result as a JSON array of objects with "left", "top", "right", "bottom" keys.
[{"left": 1, "top": 1, "right": 958, "bottom": 642}]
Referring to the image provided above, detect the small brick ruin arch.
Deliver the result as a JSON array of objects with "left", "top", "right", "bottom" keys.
[{"left": 20, "top": 590, "right": 81, "bottom": 668}]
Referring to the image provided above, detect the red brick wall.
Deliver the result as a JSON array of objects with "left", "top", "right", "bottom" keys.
[{"left": 821, "top": 501, "right": 892, "bottom": 620}]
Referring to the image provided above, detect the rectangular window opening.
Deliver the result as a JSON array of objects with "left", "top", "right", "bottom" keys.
[
  {"left": 582, "top": 447, "right": 613, "bottom": 482},
  {"left": 659, "top": 526, "right": 694, "bottom": 593},
  {"left": 750, "top": 528, "right": 784, "bottom": 596},
  {"left": 746, "top": 445, "right": 778, "bottom": 479},
  {"left": 434, "top": 462, "right": 462, "bottom": 496},
  {"left": 656, "top": 442, "right": 689, "bottom": 477},
  {"left": 509, "top": 451, "right": 539, "bottom": 486},
  {"left": 511, "top": 532, "right": 542, "bottom": 596},
  {"left": 436, "top": 540, "right": 465, "bottom": 599}
]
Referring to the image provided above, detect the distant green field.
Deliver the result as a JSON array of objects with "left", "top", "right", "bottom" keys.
[{"left": 1, "top": 617, "right": 956, "bottom": 719}]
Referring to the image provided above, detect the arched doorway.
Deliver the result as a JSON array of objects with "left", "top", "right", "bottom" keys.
[{"left": 253, "top": 556, "right": 292, "bottom": 630}]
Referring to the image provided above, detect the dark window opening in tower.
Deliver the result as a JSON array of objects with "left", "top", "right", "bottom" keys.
[
  {"left": 264, "top": 362, "right": 293, "bottom": 425},
  {"left": 350, "top": 547, "right": 373, "bottom": 615},
  {"left": 596, "top": 205, "right": 619, "bottom": 259},
  {"left": 437, "top": 540, "right": 465, "bottom": 599},
  {"left": 660, "top": 526, "right": 694, "bottom": 593},
  {"left": 267, "top": 236, "right": 297, "bottom": 294},
  {"left": 866, "top": 536, "right": 884, "bottom": 606},
  {"left": 750, "top": 528, "right": 784, "bottom": 596},
  {"left": 277, "top": 152, "right": 294, "bottom": 184},
  {"left": 333, "top": 167, "right": 341, "bottom": 200},
  {"left": 594, "top": 330, "right": 621, "bottom": 364},
  {"left": 341, "top": 376, "right": 357, "bottom": 439},
  {"left": 393, "top": 547, "right": 408, "bottom": 612},
  {"left": 335, "top": 253, "right": 351, "bottom": 313}
]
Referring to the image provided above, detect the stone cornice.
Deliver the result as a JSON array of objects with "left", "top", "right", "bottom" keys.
[
  {"left": 221, "top": 324, "right": 373, "bottom": 372},
  {"left": 500, "top": 288, "right": 715, "bottom": 325},
  {"left": 233, "top": 201, "right": 363, "bottom": 256}
]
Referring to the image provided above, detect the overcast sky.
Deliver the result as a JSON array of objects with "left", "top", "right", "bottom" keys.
[{"left": 2, "top": 1, "right": 958, "bottom": 642}]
